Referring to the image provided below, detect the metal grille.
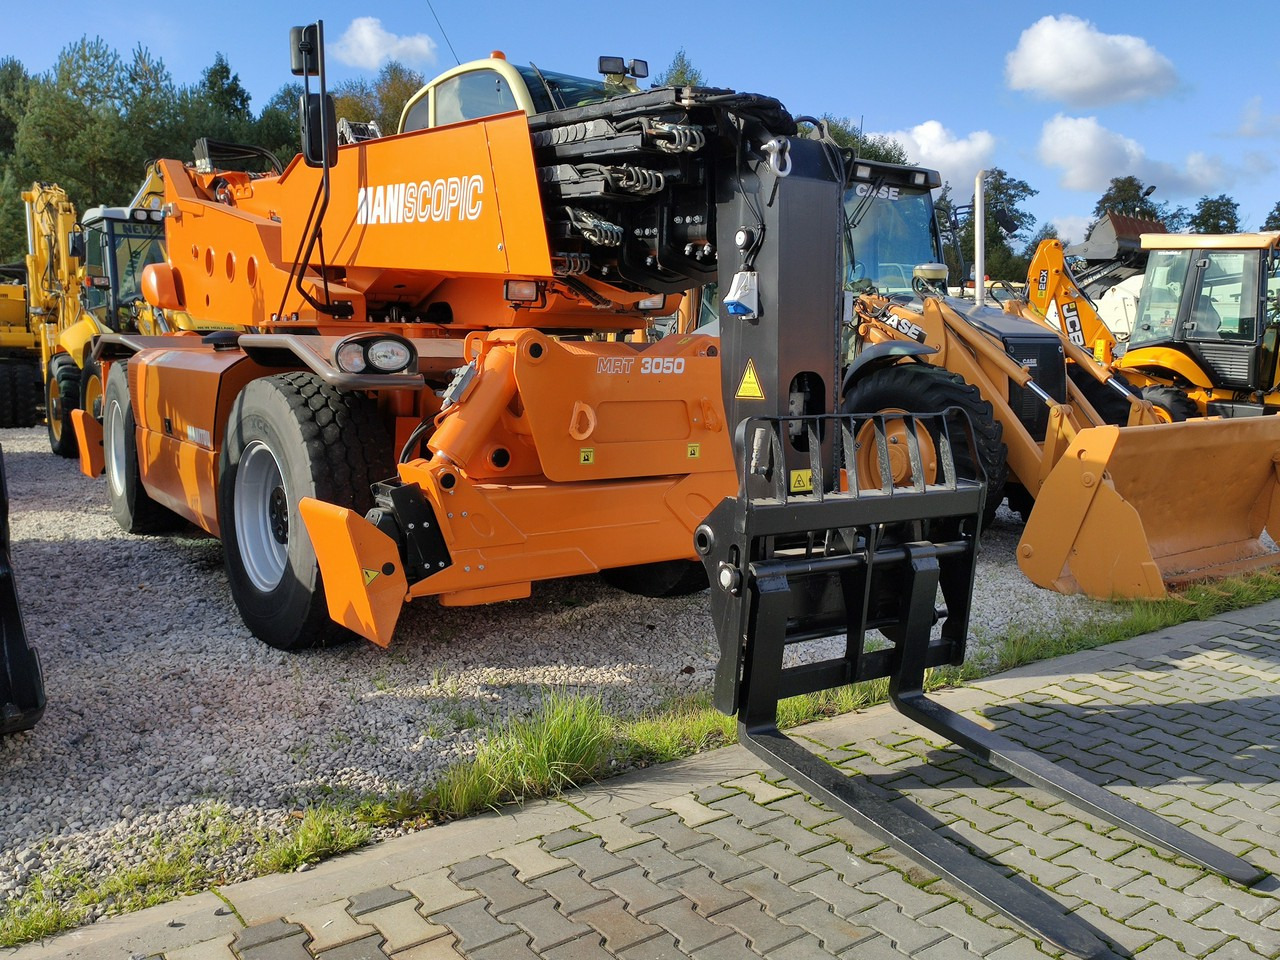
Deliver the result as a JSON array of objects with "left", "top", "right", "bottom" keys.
[
  {"left": 1198, "top": 342, "right": 1255, "bottom": 388},
  {"left": 1003, "top": 337, "right": 1066, "bottom": 441}
]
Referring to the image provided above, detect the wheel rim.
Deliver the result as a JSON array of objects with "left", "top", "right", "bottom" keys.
[
  {"left": 853, "top": 408, "right": 939, "bottom": 490},
  {"left": 47, "top": 376, "right": 63, "bottom": 442},
  {"left": 84, "top": 372, "right": 103, "bottom": 421},
  {"left": 234, "top": 440, "right": 289, "bottom": 593},
  {"left": 105, "top": 397, "right": 127, "bottom": 498}
]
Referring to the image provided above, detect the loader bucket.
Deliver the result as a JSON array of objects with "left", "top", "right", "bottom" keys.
[{"left": 1018, "top": 417, "right": 1280, "bottom": 598}]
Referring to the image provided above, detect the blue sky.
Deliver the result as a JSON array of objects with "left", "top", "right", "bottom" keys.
[{"left": 5, "top": 1, "right": 1278, "bottom": 242}]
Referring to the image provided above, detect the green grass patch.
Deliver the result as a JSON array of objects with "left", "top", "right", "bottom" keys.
[{"left": 9, "top": 569, "right": 1280, "bottom": 947}]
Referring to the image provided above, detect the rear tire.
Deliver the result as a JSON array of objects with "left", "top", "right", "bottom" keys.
[
  {"left": 81, "top": 358, "right": 104, "bottom": 421},
  {"left": 600, "top": 560, "right": 708, "bottom": 597},
  {"left": 46, "top": 355, "right": 81, "bottom": 458},
  {"left": 1142, "top": 385, "right": 1199, "bottom": 423},
  {"left": 843, "top": 363, "right": 1008, "bottom": 527},
  {"left": 104, "top": 361, "right": 185, "bottom": 534},
  {"left": 218, "top": 372, "right": 392, "bottom": 651},
  {"left": 0, "top": 362, "right": 40, "bottom": 428}
]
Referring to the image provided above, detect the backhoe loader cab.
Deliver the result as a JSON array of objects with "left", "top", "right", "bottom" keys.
[
  {"left": 842, "top": 163, "right": 944, "bottom": 295},
  {"left": 79, "top": 205, "right": 167, "bottom": 333},
  {"left": 1124, "top": 232, "right": 1280, "bottom": 404}
]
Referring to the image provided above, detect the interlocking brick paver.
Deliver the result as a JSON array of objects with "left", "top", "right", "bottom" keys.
[
  {"left": 803, "top": 839, "right": 888, "bottom": 885},
  {"left": 793, "top": 868, "right": 882, "bottom": 918},
  {"left": 710, "top": 900, "right": 805, "bottom": 953},
  {"left": 753, "top": 811, "right": 833, "bottom": 856},
  {"left": 857, "top": 902, "right": 951, "bottom": 954},
  {"left": 913, "top": 937, "right": 986, "bottom": 959},
  {"left": 553, "top": 836, "right": 635, "bottom": 882},
  {"left": 934, "top": 794, "right": 1017, "bottom": 835},
  {"left": 231, "top": 921, "right": 308, "bottom": 957},
  {"left": 777, "top": 899, "right": 876, "bottom": 952},
  {"left": 494, "top": 839, "right": 573, "bottom": 881},
  {"left": 706, "top": 791, "right": 787, "bottom": 830},
  {"left": 725, "top": 867, "right": 816, "bottom": 917},
  {"left": 448, "top": 857, "right": 503, "bottom": 884},
  {"left": 1055, "top": 873, "right": 1148, "bottom": 921},
  {"left": 360, "top": 899, "right": 449, "bottom": 953},
  {"left": 656, "top": 794, "right": 729, "bottom": 828},
  {"left": 744, "top": 839, "right": 826, "bottom": 885},
  {"left": 766, "top": 793, "right": 841, "bottom": 829},
  {"left": 543, "top": 828, "right": 593, "bottom": 853},
  {"left": 989, "top": 819, "right": 1076, "bottom": 862},
  {"left": 917, "top": 901, "right": 1018, "bottom": 955},
  {"left": 682, "top": 839, "right": 759, "bottom": 883},
  {"left": 724, "top": 774, "right": 795, "bottom": 804},
  {"left": 692, "top": 784, "right": 738, "bottom": 806},
  {"left": 428, "top": 899, "right": 525, "bottom": 953},
  {"left": 315, "top": 934, "right": 391, "bottom": 959},
  {"left": 1112, "top": 847, "right": 1216, "bottom": 890},
  {"left": 1183, "top": 875, "right": 1280, "bottom": 923},
  {"left": 1198, "top": 903, "right": 1280, "bottom": 955},
  {"left": 644, "top": 899, "right": 734, "bottom": 952},
  {"left": 625, "top": 838, "right": 700, "bottom": 883},
  {"left": 529, "top": 867, "right": 614, "bottom": 915},
  {"left": 659, "top": 866, "right": 750, "bottom": 917},
  {"left": 348, "top": 886, "right": 416, "bottom": 918},
  {"left": 834, "top": 933, "right": 914, "bottom": 958},
  {"left": 856, "top": 867, "right": 956, "bottom": 919},
  {"left": 990, "top": 842, "right": 1079, "bottom": 889},
  {"left": 398, "top": 868, "right": 477, "bottom": 917},
  {"left": 616, "top": 932, "right": 690, "bottom": 959},
  {"left": 1117, "top": 873, "right": 1221, "bottom": 921},
  {"left": 453, "top": 864, "right": 546, "bottom": 915},
  {"left": 291, "top": 899, "right": 377, "bottom": 952},
  {"left": 571, "top": 898, "right": 664, "bottom": 953},
  {"left": 621, "top": 805, "right": 672, "bottom": 827},
  {"left": 589, "top": 814, "right": 657, "bottom": 852},
  {"left": 596, "top": 865, "right": 683, "bottom": 914},
  {"left": 1053, "top": 845, "right": 1145, "bottom": 891},
  {"left": 1127, "top": 904, "right": 1230, "bottom": 955},
  {"left": 501, "top": 898, "right": 592, "bottom": 952},
  {"left": 635, "top": 813, "right": 714, "bottom": 853}
]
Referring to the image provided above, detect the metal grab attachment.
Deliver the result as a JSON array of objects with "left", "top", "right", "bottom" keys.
[{"left": 695, "top": 410, "right": 1264, "bottom": 960}]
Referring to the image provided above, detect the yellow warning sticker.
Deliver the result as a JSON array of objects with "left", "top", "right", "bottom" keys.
[
  {"left": 789, "top": 469, "right": 813, "bottom": 493},
  {"left": 735, "top": 359, "right": 766, "bottom": 400},
  {"left": 580, "top": 448, "right": 595, "bottom": 465},
  {"left": 362, "top": 568, "right": 380, "bottom": 586},
  {"left": 687, "top": 443, "right": 701, "bottom": 459}
]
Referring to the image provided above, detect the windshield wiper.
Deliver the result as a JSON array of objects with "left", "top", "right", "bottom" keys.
[
  {"left": 528, "top": 61, "right": 564, "bottom": 110},
  {"left": 846, "top": 175, "right": 885, "bottom": 231}
]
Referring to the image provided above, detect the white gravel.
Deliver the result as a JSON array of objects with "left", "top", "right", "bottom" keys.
[{"left": 0, "top": 424, "right": 1114, "bottom": 920}]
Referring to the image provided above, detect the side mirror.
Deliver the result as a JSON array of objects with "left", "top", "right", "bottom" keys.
[
  {"left": 300, "top": 92, "right": 338, "bottom": 169},
  {"left": 290, "top": 24, "right": 320, "bottom": 76},
  {"left": 67, "top": 232, "right": 84, "bottom": 262}
]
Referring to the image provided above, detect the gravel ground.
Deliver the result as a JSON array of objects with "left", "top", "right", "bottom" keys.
[{"left": 0, "top": 424, "right": 1114, "bottom": 921}]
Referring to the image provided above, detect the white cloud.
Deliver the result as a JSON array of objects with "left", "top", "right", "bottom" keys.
[
  {"left": 1237, "top": 96, "right": 1280, "bottom": 138},
  {"left": 332, "top": 17, "right": 437, "bottom": 70},
  {"left": 1051, "top": 215, "right": 1092, "bottom": 245},
  {"left": 869, "top": 120, "right": 997, "bottom": 197},
  {"left": 1037, "top": 113, "right": 1229, "bottom": 198},
  {"left": 1006, "top": 15, "right": 1176, "bottom": 108}
]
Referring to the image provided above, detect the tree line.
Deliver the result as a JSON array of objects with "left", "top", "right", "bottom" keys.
[
  {"left": 0, "top": 37, "right": 424, "bottom": 263},
  {"left": 3, "top": 40, "right": 1278, "bottom": 280}
]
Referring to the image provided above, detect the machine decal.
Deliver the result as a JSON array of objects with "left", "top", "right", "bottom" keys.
[
  {"left": 579, "top": 448, "right": 595, "bottom": 464},
  {"left": 362, "top": 568, "right": 380, "bottom": 586},
  {"left": 881, "top": 313, "right": 927, "bottom": 343},
  {"left": 597, "top": 357, "right": 635, "bottom": 374},
  {"left": 1061, "top": 301, "right": 1085, "bottom": 346},
  {"left": 640, "top": 357, "right": 686, "bottom": 375},
  {"left": 789, "top": 468, "right": 813, "bottom": 493},
  {"left": 356, "top": 176, "right": 485, "bottom": 225},
  {"left": 735, "top": 359, "right": 766, "bottom": 400},
  {"left": 852, "top": 182, "right": 901, "bottom": 201},
  {"left": 687, "top": 443, "right": 701, "bottom": 459}
]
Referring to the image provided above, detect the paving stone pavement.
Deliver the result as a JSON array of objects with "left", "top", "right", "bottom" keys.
[{"left": 11, "top": 602, "right": 1280, "bottom": 960}]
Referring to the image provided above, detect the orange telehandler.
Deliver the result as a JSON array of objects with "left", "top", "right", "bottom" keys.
[
  {"left": 65, "top": 24, "right": 1271, "bottom": 954},
  {"left": 73, "top": 26, "right": 1280, "bottom": 651}
]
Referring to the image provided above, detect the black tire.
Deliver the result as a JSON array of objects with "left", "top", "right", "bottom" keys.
[
  {"left": 219, "top": 372, "right": 392, "bottom": 651},
  {"left": 843, "top": 364, "right": 1008, "bottom": 527},
  {"left": 1142, "top": 385, "right": 1199, "bottom": 423},
  {"left": 600, "top": 560, "right": 708, "bottom": 598},
  {"left": 1068, "top": 363, "right": 1132, "bottom": 426},
  {"left": 46, "top": 355, "right": 81, "bottom": 458},
  {"left": 0, "top": 361, "right": 41, "bottom": 428},
  {"left": 103, "top": 361, "right": 185, "bottom": 534}
]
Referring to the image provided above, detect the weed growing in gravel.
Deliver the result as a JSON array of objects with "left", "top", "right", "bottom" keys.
[
  {"left": 0, "top": 878, "right": 83, "bottom": 947},
  {"left": 253, "top": 808, "right": 372, "bottom": 874}
]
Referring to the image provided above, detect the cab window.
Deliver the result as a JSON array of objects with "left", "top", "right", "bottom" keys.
[
  {"left": 433, "top": 70, "right": 519, "bottom": 127},
  {"left": 1185, "top": 249, "right": 1258, "bottom": 342},
  {"left": 1130, "top": 249, "right": 1191, "bottom": 347}
]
